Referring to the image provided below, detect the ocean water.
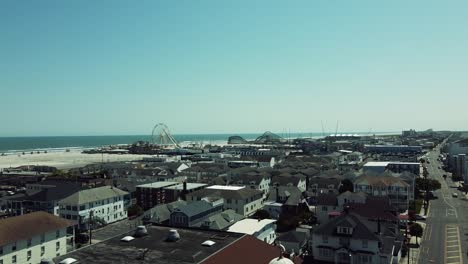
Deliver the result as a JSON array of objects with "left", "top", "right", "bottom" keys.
[{"left": 0, "top": 132, "right": 393, "bottom": 153}]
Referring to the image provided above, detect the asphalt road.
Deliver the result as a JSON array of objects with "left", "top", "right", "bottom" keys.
[{"left": 418, "top": 143, "right": 467, "bottom": 264}]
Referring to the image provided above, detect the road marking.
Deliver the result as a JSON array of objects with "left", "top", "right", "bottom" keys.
[{"left": 444, "top": 225, "right": 463, "bottom": 264}]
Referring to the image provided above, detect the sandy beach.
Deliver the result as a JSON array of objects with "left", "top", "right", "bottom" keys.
[{"left": 0, "top": 150, "right": 152, "bottom": 170}]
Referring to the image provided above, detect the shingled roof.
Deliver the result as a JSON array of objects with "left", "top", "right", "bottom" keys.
[
  {"left": 59, "top": 186, "right": 128, "bottom": 205},
  {"left": 0, "top": 212, "right": 73, "bottom": 246},
  {"left": 187, "top": 187, "right": 263, "bottom": 200}
]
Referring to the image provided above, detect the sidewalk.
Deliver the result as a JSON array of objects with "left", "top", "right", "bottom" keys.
[
  {"left": 399, "top": 222, "right": 426, "bottom": 264},
  {"left": 399, "top": 203, "right": 428, "bottom": 264}
]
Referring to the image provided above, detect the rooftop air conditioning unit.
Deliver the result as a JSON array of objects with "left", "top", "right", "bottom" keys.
[
  {"left": 135, "top": 225, "right": 148, "bottom": 237},
  {"left": 167, "top": 229, "right": 180, "bottom": 242}
]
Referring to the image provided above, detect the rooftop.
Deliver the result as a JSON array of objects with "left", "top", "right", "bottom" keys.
[
  {"left": 164, "top": 183, "right": 208, "bottom": 190},
  {"left": 137, "top": 181, "right": 179, "bottom": 189},
  {"left": 206, "top": 185, "right": 245, "bottom": 191},
  {"left": 59, "top": 186, "right": 128, "bottom": 205},
  {"left": 228, "top": 219, "right": 276, "bottom": 235},
  {"left": 54, "top": 225, "right": 244, "bottom": 264},
  {"left": 0, "top": 212, "right": 73, "bottom": 247}
]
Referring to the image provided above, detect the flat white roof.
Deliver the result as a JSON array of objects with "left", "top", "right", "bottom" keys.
[
  {"left": 164, "top": 183, "right": 207, "bottom": 190},
  {"left": 364, "top": 161, "right": 420, "bottom": 167},
  {"left": 228, "top": 219, "right": 276, "bottom": 235},
  {"left": 137, "top": 181, "right": 179, "bottom": 189},
  {"left": 206, "top": 185, "right": 245, "bottom": 191},
  {"left": 364, "top": 162, "right": 390, "bottom": 167}
]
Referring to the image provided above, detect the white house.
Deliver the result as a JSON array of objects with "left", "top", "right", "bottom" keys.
[
  {"left": 227, "top": 219, "right": 277, "bottom": 244},
  {"left": 0, "top": 212, "right": 73, "bottom": 264},
  {"left": 58, "top": 186, "right": 128, "bottom": 230},
  {"left": 186, "top": 185, "right": 264, "bottom": 217}
]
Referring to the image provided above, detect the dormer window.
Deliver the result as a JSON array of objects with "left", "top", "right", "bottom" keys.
[{"left": 337, "top": 226, "right": 353, "bottom": 235}]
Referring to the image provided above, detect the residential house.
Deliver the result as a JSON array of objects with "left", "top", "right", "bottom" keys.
[
  {"left": 266, "top": 186, "right": 305, "bottom": 217},
  {"left": 170, "top": 198, "right": 224, "bottom": 227},
  {"left": 308, "top": 176, "right": 342, "bottom": 198},
  {"left": 312, "top": 212, "right": 402, "bottom": 264},
  {"left": 58, "top": 186, "right": 128, "bottom": 230},
  {"left": 353, "top": 175, "right": 411, "bottom": 211},
  {"left": 0, "top": 212, "right": 73, "bottom": 264},
  {"left": 230, "top": 173, "right": 271, "bottom": 200},
  {"left": 227, "top": 218, "right": 277, "bottom": 244},
  {"left": 186, "top": 185, "right": 264, "bottom": 217},
  {"left": 275, "top": 230, "right": 310, "bottom": 256},
  {"left": 271, "top": 175, "right": 307, "bottom": 192}
]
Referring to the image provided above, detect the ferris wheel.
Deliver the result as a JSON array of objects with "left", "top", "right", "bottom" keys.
[{"left": 151, "top": 123, "right": 180, "bottom": 148}]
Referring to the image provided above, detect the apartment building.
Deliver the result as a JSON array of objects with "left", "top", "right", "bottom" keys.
[
  {"left": 0, "top": 212, "right": 72, "bottom": 264},
  {"left": 58, "top": 186, "right": 128, "bottom": 230}
]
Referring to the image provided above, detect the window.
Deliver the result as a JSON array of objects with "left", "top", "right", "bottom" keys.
[
  {"left": 322, "top": 206, "right": 328, "bottom": 212},
  {"left": 359, "top": 255, "right": 372, "bottom": 263},
  {"left": 27, "top": 250, "right": 31, "bottom": 261},
  {"left": 41, "top": 234, "right": 45, "bottom": 243},
  {"left": 56, "top": 230, "right": 60, "bottom": 238},
  {"left": 11, "top": 242, "right": 16, "bottom": 251},
  {"left": 12, "top": 255, "right": 16, "bottom": 264},
  {"left": 27, "top": 238, "right": 32, "bottom": 247},
  {"left": 0, "top": 246, "right": 3, "bottom": 254},
  {"left": 322, "top": 236, "right": 328, "bottom": 244},
  {"left": 362, "top": 240, "right": 368, "bottom": 248},
  {"left": 79, "top": 205, "right": 85, "bottom": 210},
  {"left": 56, "top": 241, "right": 60, "bottom": 251},
  {"left": 319, "top": 248, "right": 333, "bottom": 257},
  {"left": 41, "top": 246, "right": 45, "bottom": 256},
  {"left": 0, "top": 259, "right": 3, "bottom": 264}
]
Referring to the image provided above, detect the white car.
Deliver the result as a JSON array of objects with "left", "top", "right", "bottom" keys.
[{"left": 452, "top": 193, "right": 459, "bottom": 198}]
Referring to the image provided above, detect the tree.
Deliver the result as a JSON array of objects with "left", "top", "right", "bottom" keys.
[
  {"left": 419, "top": 158, "right": 426, "bottom": 164},
  {"left": 339, "top": 179, "right": 354, "bottom": 194},
  {"left": 415, "top": 178, "right": 441, "bottom": 193},
  {"left": 127, "top": 204, "right": 144, "bottom": 217},
  {"left": 409, "top": 223, "right": 423, "bottom": 245}
]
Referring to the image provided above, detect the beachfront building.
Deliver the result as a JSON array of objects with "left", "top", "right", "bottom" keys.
[
  {"left": 0, "top": 212, "right": 73, "bottom": 264},
  {"left": 58, "top": 186, "right": 128, "bottom": 230},
  {"left": 186, "top": 185, "right": 264, "bottom": 217}
]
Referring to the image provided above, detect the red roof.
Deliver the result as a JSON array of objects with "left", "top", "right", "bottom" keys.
[
  {"left": 201, "top": 235, "right": 302, "bottom": 264},
  {"left": 328, "top": 211, "right": 342, "bottom": 217}
]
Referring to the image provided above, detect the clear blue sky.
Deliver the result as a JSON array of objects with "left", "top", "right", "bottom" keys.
[{"left": 1, "top": 0, "right": 467, "bottom": 137}]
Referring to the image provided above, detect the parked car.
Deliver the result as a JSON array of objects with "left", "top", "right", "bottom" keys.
[{"left": 452, "top": 193, "right": 459, "bottom": 198}]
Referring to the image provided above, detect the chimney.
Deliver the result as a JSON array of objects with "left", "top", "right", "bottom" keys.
[{"left": 276, "top": 187, "right": 280, "bottom": 203}]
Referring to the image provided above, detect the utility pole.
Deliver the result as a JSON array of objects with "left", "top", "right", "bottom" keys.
[{"left": 89, "top": 210, "right": 93, "bottom": 245}]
